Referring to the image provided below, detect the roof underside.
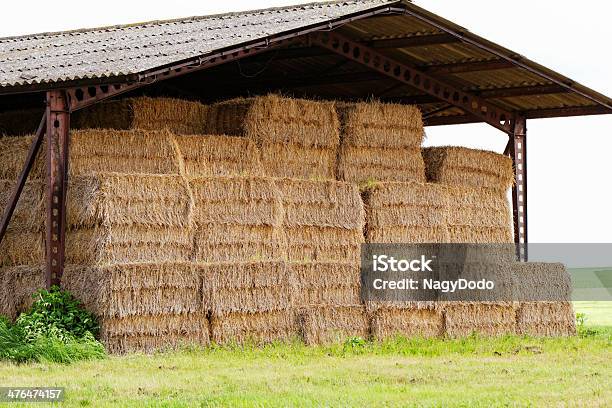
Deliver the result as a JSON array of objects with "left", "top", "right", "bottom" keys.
[{"left": 0, "top": 0, "right": 610, "bottom": 127}]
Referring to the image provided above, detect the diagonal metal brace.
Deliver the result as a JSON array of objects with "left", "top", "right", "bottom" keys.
[{"left": 309, "top": 31, "right": 515, "bottom": 133}]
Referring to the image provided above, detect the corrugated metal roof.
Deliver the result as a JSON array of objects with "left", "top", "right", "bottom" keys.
[{"left": 0, "top": 0, "right": 397, "bottom": 88}]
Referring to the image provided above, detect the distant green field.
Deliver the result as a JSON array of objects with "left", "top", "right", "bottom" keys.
[{"left": 573, "top": 301, "right": 612, "bottom": 326}]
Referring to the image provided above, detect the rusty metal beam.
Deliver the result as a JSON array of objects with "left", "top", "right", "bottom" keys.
[
  {"left": 0, "top": 114, "right": 46, "bottom": 245},
  {"left": 477, "top": 84, "right": 567, "bottom": 99},
  {"left": 308, "top": 31, "right": 515, "bottom": 132},
  {"left": 509, "top": 116, "right": 528, "bottom": 261},
  {"left": 524, "top": 105, "right": 610, "bottom": 119},
  {"left": 423, "top": 114, "right": 479, "bottom": 126},
  {"left": 45, "top": 91, "right": 70, "bottom": 287},
  {"left": 423, "top": 60, "right": 514, "bottom": 74}
]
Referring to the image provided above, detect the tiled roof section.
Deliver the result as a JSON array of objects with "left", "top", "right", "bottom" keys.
[{"left": 0, "top": 0, "right": 398, "bottom": 88}]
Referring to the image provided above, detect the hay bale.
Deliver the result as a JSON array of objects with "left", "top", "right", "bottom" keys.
[
  {"left": 292, "top": 262, "right": 361, "bottom": 307},
  {"left": 0, "top": 232, "right": 44, "bottom": 267},
  {"left": 371, "top": 308, "right": 443, "bottom": 339},
  {"left": 298, "top": 305, "right": 369, "bottom": 345},
  {"left": 422, "top": 146, "right": 513, "bottom": 192},
  {"left": 210, "top": 310, "right": 297, "bottom": 345},
  {"left": 0, "top": 135, "right": 45, "bottom": 180},
  {"left": 443, "top": 302, "right": 517, "bottom": 337},
  {"left": 200, "top": 262, "right": 294, "bottom": 315},
  {"left": 62, "top": 263, "right": 201, "bottom": 318},
  {"left": 104, "top": 331, "right": 209, "bottom": 354},
  {"left": 69, "top": 129, "right": 181, "bottom": 175},
  {"left": 72, "top": 97, "right": 209, "bottom": 135},
  {"left": 285, "top": 226, "right": 362, "bottom": 263},
  {"left": 189, "top": 176, "right": 282, "bottom": 227},
  {"left": 437, "top": 262, "right": 517, "bottom": 302},
  {"left": 205, "top": 94, "right": 340, "bottom": 148},
  {"left": 173, "top": 134, "right": 263, "bottom": 177},
  {"left": 67, "top": 174, "right": 194, "bottom": 228},
  {"left": 516, "top": 301, "right": 576, "bottom": 337},
  {"left": 362, "top": 181, "right": 449, "bottom": 243},
  {"left": 0, "top": 179, "right": 44, "bottom": 232},
  {"left": 259, "top": 143, "right": 336, "bottom": 179},
  {"left": 0, "top": 108, "right": 44, "bottom": 136},
  {"left": 0, "top": 266, "right": 45, "bottom": 320},
  {"left": 512, "top": 262, "right": 571, "bottom": 301},
  {"left": 65, "top": 226, "right": 193, "bottom": 265},
  {"left": 337, "top": 101, "right": 425, "bottom": 183},
  {"left": 193, "top": 224, "right": 286, "bottom": 263},
  {"left": 446, "top": 186, "right": 512, "bottom": 243}
]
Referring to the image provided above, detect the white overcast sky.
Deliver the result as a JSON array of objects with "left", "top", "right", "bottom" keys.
[{"left": 2, "top": 1, "right": 611, "bottom": 242}]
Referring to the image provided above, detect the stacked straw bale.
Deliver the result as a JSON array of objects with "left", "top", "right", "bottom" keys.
[
  {"left": 371, "top": 308, "right": 444, "bottom": 340},
  {"left": 443, "top": 302, "right": 517, "bottom": 337},
  {"left": 0, "top": 108, "right": 44, "bottom": 136},
  {"left": 362, "top": 181, "right": 450, "bottom": 243},
  {"left": 422, "top": 146, "right": 513, "bottom": 192},
  {"left": 0, "top": 266, "right": 45, "bottom": 320},
  {"left": 0, "top": 135, "right": 45, "bottom": 180},
  {"left": 336, "top": 101, "right": 426, "bottom": 183},
  {"left": 62, "top": 263, "right": 208, "bottom": 353},
  {"left": 278, "top": 178, "right": 364, "bottom": 263},
  {"left": 72, "top": 97, "right": 209, "bottom": 135},
  {"left": 205, "top": 95, "right": 340, "bottom": 179},
  {"left": 292, "top": 262, "right": 361, "bottom": 307},
  {"left": 189, "top": 176, "right": 285, "bottom": 263},
  {"left": 200, "top": 262, "right": 297, "bottom": 344},
  {"left": 65, "top": 174, "right": 194, "bottom": 265},
  {"left": 173, "top": 135, "right": 263, "bottom": 177},
  {"left": 298, "top": 305, "right": 369, "bottom": 345},
  {"left": 516, "top": 302, "right": 576, "bottom": 337}
]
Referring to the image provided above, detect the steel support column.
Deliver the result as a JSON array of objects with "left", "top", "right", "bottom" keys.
[
  {"left": 510, "top": 116, "right": 527, "bottom": 261},
  {"left": 45, "top": 91, "right": 70, "bottom": 287}
]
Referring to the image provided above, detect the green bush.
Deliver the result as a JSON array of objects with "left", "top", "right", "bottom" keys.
[{"left": 0, "top": 287, "right": 106, "bottom": 364}]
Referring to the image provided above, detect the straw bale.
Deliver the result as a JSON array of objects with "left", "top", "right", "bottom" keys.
[
  {"left": 298, "top": 305, "right": 369, "bottom": 345},
  {"left": 210, "top": 310, "right": 297, "bottom": 345},
  {"left": 278, "top": 178, "right": 364, "bottom": 229},
  {"left": 205, "top": 95, "right": 340, "bottom": 148},
  {"left": 0, "top": 179, "right": 44, "bottom": 232},
  {"left": 67, "top": 174, "right": 194, "bottom": 228},
  {"left": 371, "top": 308, "right": 443, "bottom": 339},
  {"left": 337, "top": 101, "right": 424, "bottom": 148},
  {"left": 443, "top": 302, "right": 517, "bottom": 337},
  {"left": 72, "top": 97, "right": 209, "bottom": 135},
  {"left": 189, "top": 175, "right": 282, "bottom": 226},
  {"left": 0, "top": 266, "right": 45, "bottom": 320},
  {"left": 62, "top": 263, "right": 201, "bottom": 317},
  {"left": 259, "top": 142, "right": 336, "bottom": 180},
  {"left": 0, "top": 108, "right": 44, "bottom": 136},
  {"left": 0, "top": 135, "right": 45, "bottom": 180},
  {"left": 193, "top": 224, "right": 286, "bottom": 263},
  {"left": 437, "top": 262, "right": 517, "bottom": 302},
  {"left": 174, "top": 134, "right": 263, "bottom": 177},
  {"left": 422, "top": 146, "right": 513, "bottom": 192},
  {"left": 200, "top": 262, "right": 294, "bottom": 315},
  {"left": 516, "top": 301, "right": 576, "bottom": 336},
  {"left": 100, "top": 313, "right": 208, "bottom": 337},
  {"left": 292, "top": 262, "right": 361, "bottom": 307},
  {"left": 0, "top": 232, "right": 44, "bottom": 267},
  {"left": 69, "top": 129, "right": 180, "bottom": 175},
  {"left": 65, "top": 226, "right": 194, "bottom": 265},
  {"left": 512, "top": 262, "right": 571, "bottom": 301},
  {"left": 285, "top": 226, "right": 363, "bottom": 263},
  {"left": 104, "top": 331, "right": 209, "bottom": 354},
  {"left": 337, "top": 145, "right": 426, "bottom": 183},
  {"left": 366, "top": 226, "right": 450, "bottom": 244}
]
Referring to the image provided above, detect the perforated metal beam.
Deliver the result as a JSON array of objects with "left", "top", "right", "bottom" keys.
[
  {"left": 309, "top": 31, "right": 516, "bottom": 133},
  {"left": 510, "top": 116, "right": 528, "bottom": 261}
]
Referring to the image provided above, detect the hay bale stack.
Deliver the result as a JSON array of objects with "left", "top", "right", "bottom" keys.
[
  {"left": 278, "top": 178, "right": 365, "bottom": 263},
  {"left": 446, "top": 186, "right": 512, "bottom": 243},
  {"left": 205, "top": 95, "right": 340, "bottom": 179},
  {"left": 337, "top": 101, "right": 425, "bottom": 183},
  {"left": 443, "top": 303, "right": 517, "bottom": 337},
  {"left": 362, "top": 181, "right": 449, "bottom": 243},
  {"left": 209, "top": 310, "right": 297, "bottom": 345},
  {"left": 371, "top": 308, "right": 444, "bottom": 340},
  {"left": 422, "top": 146, "right": 513, "bottom": 192},
  {"left": 516, "top": 302, "right": 576, "bottom": 337},
  {"left": 72, "top": 97, "right": 209, "bottom": 135},
  {"left": 0, "top": 108, "right": 44, "bottom": 136},
  {"left": 512, "top": 262, "right": 572, "bottom": 301},
  {"left": 0, "top": 135, "right": 45, "bottom": 180},
  {"left": 174, "top": 135, "right": 263, "bottom": 177},
  {"left": 298, "top": 305, "right": 369, "bottom": 345},
  {"left": 189, "top": 176, "right": 285, "bottom": 262},
  {"left": 292, "top": 262, "right": 361, "bottom": 307},
  {"left": 0, "top": 179, "right": 44, "bottom": 232},
  {"left": 0, "top": 266, "right": 44, "bottom": 320},
  {"left": 69, "top": 129, "right": 181, "bottom": 175},
  {"left": 0, "top": 232, "right": 44, "bottom": 267}
]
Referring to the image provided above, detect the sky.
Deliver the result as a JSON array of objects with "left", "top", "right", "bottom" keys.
[{"left": 1, "top": 1, "right": 611, "bottom": 242}]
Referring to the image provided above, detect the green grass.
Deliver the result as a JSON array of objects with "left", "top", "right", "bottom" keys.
[{"left": 0, "top": 330, "right": 610, "bottom": 407}]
